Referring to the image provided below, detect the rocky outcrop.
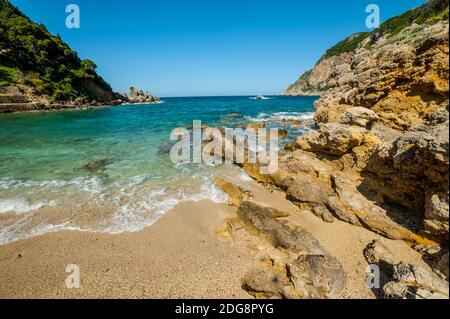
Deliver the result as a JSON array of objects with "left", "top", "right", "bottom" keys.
[
  {"left": 124, "top": 87, "right": 160, "bottom": 104},
  {"left": 237, "top": 201, "right": 326, "bottom": 255},
  {"left": 213, "top": 190, "right": 347, "bottom": 299},
  {"left": 246, "top": 107, "right": 448, "bottom": 245},
  {"left": 364, "top": 240, "right": 449, "bottom": 299},
  {"left": 285, "top": 0, "right": 449, "bottom": 131},
  {"left": 217, "top": 0, "right": 449, "bottom": 300},
  {"left": 242, "top": 253, "right": 346, "bottom": 299},
  {"left": 313, "top": 21, "right": 449, "bottom": 130},
  {"left": 215, "top": 177, "right": 252, "bottom": 207},
  {"left": 237, "top": 105, "right": 448, "bottom": 298},
  {"left": 285, "top": 53, "right": 352, "bottom": 96},
  {"left": 264, "top": 3, "right": 450, "bottom": 297}
]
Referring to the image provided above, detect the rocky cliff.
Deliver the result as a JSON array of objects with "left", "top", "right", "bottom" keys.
[
  {"left": 279, "top": 0, "right": 449, "bottom": 241},
  {"left": 285, "top": 0, "right": 449, "bottom": 130},
  {"left": 220, "top": 0, "right": 449, "bottom": 299}
]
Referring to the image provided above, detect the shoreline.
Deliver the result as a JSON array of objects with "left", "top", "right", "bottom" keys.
[
  {"left": 0, "top": 95, "right": 314, "bottom": 115},
  {"left": 0, "top": 173, "right": 433, "bottom": 298},
  {"left": 0, "top": 100, "right": 163, "bottom": 115},
  {"left": 0, "top": 199, "right": 254, "bottom": 298}
]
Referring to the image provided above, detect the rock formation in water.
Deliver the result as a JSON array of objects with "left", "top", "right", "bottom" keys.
[{"left": 124, "top": 87, "right": 160, "bottom": 104}]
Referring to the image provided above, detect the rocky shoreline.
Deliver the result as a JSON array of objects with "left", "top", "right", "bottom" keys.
[
  {"left": 209, "top": 0, "right": 449, "bottom": 299},
  {"left": 0, "top": 86, "right": 161, "bottom": 114},
  {"left": 213, "top": 106, "right": 448, "bottom": 299}
]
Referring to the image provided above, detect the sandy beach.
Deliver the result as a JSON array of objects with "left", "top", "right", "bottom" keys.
[
  {"left": 0, "top": 176, "right": 432, "bottom": 299},
  {"left": 0, "top": 200, "right": 254, "bottom": 299}
]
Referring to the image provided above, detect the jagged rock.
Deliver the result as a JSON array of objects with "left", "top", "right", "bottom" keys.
[
  {"left": 283, "top": 173, "right": 332, "bottom": 205},
  {"left": 364, "top": 240, "right": 399, "bottom": 266},
  {"left": 326, "top": 196, "right": 362, "bottom": 226},
  {"left": 226, "top": 193, "right": 347, "bottom": 299},
  {"left": 79, "top": 159, "right": 113, "bottom": 173},
  {"left": 330, "top": 175, "right": 435, "bottom": 245},
  {"left": 246, "top": 121, "right": 266, "bottom": 131},
  {"left": 215, "top": 177, "right": 251, "bottom": 206},
  {"left": 245, "top": 147, "right": 436, "bottom": 246},
  {"left": 431, "top": 251, "right": 449, "bottom": 280},
  {"left": 287, "top": 254, "right": 346, "bottom": 298},
  {"left": 429, "top": 108, "right": 449, "bottom": 125},
  {"left": 237, "top": 201, "right": 326, "bottom": 255},
  {"left": 313, "top": 205, "right": 334, "bottom": 223},
  {"left": 127, "top": 87, "right": 159, "bottom": 103},
  {"left": 340, "top": 107, "right": 380, "bottom": 128},
  {"left": 385, "top": 263, "right": 449, "bottom": 299},
  {"left": 363, "top": 114, "right": 449, "bottom": 238},
  {"left": 242, "top": 252, "right": 346, "bottom": 299},
  {"left": 390, "top": 119, "right": 449, "bottom": 174},
  {"left": 242, "top": 258, "right": 290, "bottom": 299},
  {"left": 424, "top": 191, "right": 449, "bottom": 236},
  {"left": 364, "top": 240, "right": 449, "bottom": 299},
  {"left": 294, "top": 123, "right": 378, "bottom": 156},
  {"left": 243, "top": 254, "right": 346, "bottom": 299}
]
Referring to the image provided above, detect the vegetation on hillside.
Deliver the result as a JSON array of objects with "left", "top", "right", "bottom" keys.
[
  {"left": 320, "top": 32, "right": 370, "bottom": 61},
  {"left": 0, "top": 0, "right": 115, "bottom": 102},
  {"left": 320, "top": 0, "right": 449, "bottom": 60}
]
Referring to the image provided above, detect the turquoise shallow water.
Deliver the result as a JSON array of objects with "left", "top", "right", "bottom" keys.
[{"left": 0, "top": 96, "right": 317, "bottom": 243}]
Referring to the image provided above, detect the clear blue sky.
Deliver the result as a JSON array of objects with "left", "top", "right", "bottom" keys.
[{"left": 11, "top": 0, "right": 427, "bottom": 97}]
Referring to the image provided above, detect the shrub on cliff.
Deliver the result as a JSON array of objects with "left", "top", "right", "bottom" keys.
[
  {"left": 0, "top": 0, "right": 115, "bottom": 102},
  {"left": 321, "top": 0, "right": 449, "bottom": 60}
]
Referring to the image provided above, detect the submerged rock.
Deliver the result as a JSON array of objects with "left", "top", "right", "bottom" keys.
[
  {"left": 158, "top": 141, "right": 174, "bottom": 154},
  {"left": 79, "top": 159, "right": 113, "bottom": 173},
  {"left": 246, "top": 121, "right": 267, "bottom": 131}
]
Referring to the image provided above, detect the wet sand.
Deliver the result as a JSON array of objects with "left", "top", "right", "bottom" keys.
[
  {"left": 0, "top": 200, "right": 254, "bottom": 298},
  {"left": 0, "top": 175, "right": 431, "bottom": 299}
]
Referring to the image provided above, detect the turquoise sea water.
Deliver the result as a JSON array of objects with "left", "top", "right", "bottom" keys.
[{"left": 0, "top": 96, "right": 317, "bottom": 244}]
